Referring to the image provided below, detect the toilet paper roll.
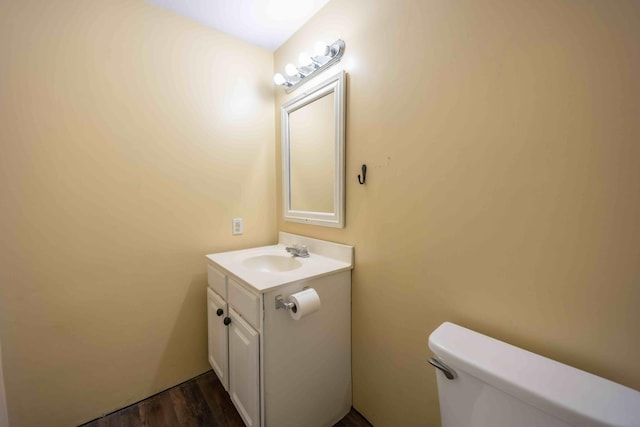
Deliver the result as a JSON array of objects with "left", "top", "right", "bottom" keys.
[{"left": 289, "top": 288, "right": 321, "bottom": 320}]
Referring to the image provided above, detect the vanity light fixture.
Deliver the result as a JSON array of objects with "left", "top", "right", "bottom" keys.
[
  {"left": 273, "top": 73, "right": 291, "bottom": 87},
  {"left": 273, "top": 39, "right": 345, "bottom": 93}
]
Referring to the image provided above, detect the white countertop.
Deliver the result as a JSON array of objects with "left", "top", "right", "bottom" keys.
[{"left": 206, "top": 233, "right": 353, "bottom": 293}]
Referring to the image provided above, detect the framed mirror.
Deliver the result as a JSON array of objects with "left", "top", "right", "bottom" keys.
[{"left": 282, "top": 71, "right": 346, "bottom": 228}]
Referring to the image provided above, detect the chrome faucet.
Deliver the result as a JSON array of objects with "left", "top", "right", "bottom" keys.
[{"left": 285, "top": 244, "right": 310, "bottom": 258}]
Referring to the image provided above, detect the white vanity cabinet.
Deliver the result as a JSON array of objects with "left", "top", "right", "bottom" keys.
[
  {"left": 206, "top": 268, "right": 261, "bottom": 427},
  {"left": 206, "top": 287, "right": 229, "bottom": 390},
  {"left": 206, "top": 232, "right": 354, "bottom": 427},
  {"left": 228, "top": 307, "right": 260, "bottom": 426}
]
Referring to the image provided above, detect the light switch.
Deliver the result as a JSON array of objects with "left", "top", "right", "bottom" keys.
[{"left": 232, "top": 218, "right": 243, "bottom": 235}]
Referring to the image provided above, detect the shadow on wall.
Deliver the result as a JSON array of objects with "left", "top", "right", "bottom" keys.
[{"left": 152, "top": 272, "right": 210, "bottom": 393}]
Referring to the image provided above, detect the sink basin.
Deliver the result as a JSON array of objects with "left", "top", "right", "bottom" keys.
[
  {"left": 206, "top": 232, "right": 354, "bottom": 292},
  {"left": 241, "top": 254, "right": 303, "bottom": 273}
]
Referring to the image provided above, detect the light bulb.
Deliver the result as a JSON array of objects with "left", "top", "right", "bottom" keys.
[
  {"left": 285, "top": 63, "right": 299, "bottom": 77},
  {"left": 298, "top": 52, "right": 313, "bottom": 67},
  {"left": 273, "top": 73, "right": 286, "bottom": 85},
  {"left": 314, "top": 41, "right": 329, "bottom": 56}
]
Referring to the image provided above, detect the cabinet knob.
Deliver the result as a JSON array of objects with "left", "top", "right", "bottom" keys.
[
  {"left": 216, "top": 308, "right": 223, "bottom": 317},
  {"left": 223, "top": 317, "right": 231, "bottom": 326}
]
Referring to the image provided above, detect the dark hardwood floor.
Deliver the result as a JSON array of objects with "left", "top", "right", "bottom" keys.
[{"left": 80, "top": 370, "right": 372, "bottom": 427}]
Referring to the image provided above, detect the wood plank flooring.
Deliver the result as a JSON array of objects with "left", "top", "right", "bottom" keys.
[{"left": 80, "top": 370, "right": 372, "bottom": 427}]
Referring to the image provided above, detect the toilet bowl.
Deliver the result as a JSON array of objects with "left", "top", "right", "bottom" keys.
[{"left": 428, "top": 322, "right": 640, "bottom": 427}]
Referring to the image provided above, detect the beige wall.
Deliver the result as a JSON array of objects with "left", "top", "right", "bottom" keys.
[
  {"left": 275, "top": 0, "right": 640, "bottom": 425},
  {"left": 0, "top": 1, "right": 275, "bottom": 426}
]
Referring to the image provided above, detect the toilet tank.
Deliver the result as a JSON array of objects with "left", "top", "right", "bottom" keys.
[{"left": 428, "top": 322, "right": 640, "bottom": 427}]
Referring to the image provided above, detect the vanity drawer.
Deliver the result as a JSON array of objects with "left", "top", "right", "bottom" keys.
[
  {"left": 208, "top": 265, "right": 227, "bottom": 299},
  {"left": 228, "top": 277, "right": 260, "bottom": 330}
]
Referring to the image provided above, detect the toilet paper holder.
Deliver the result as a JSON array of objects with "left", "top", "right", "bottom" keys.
[
  {"left": 275, "top": 295, "right": 296, "bottom": 312},
  {"left": 275, "top": 287, "right": 310, "bottom": 312}
]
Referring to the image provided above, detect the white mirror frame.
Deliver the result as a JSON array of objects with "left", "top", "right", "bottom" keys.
[{"left": 282, "top": 71, "right": 346, "bottom": 228}]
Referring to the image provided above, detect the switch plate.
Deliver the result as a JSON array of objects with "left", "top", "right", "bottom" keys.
[{"left": 232, "top": 218, "right": 243, "bottom": 235}]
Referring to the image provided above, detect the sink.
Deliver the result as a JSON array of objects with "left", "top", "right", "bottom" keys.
[
  {"left": 206, "top": 232, "right": 354, "bottom": 292},
  {"left": 241, "top": 254, "right": 303, "bottom": 273}
]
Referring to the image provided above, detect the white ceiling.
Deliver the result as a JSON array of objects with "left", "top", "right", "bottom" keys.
[{"left": 146, "top": 0, "right": 331, "bottom": 51}]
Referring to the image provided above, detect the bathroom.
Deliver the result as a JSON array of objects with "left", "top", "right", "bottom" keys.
[{"left": 1, "top": 0, "right": 639, "bottom": 426}]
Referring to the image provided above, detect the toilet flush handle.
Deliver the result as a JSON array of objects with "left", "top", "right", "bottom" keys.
[{"left": 428, "top": 357, "right": 456, "bottom": 380}]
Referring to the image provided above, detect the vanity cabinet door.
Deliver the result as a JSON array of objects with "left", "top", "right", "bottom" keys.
[
  {"left": 228, "top": 307, "right": 260, "bottom": 427},
  {"left": 207, "top": 288, "right": 229, "bottom": 391}
]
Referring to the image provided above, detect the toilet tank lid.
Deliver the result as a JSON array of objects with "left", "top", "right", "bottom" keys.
[{"left": 428, "top": 322, "right": 640, "bottom": 427}]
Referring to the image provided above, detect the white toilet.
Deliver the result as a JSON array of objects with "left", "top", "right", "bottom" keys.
[{"left": 428, "top": 322, "right": 640, "bottom": 427}]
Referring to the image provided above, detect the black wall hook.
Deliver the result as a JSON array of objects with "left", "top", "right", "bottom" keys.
[{"left": 358, "top": 164, "right": 367, "bottom": 185}]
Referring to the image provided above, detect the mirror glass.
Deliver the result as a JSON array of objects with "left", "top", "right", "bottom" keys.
[
  {"left": 289, "top": 91, "right": 335, "bottom": 213},
  {"left": 282, "top": 71, "right": 345, "bottom": 227}
]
